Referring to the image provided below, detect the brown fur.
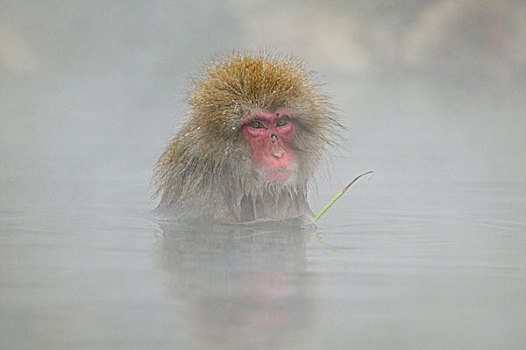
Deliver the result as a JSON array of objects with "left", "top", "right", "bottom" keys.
[{"left": 152, "top": 53, "right": 339, "bottom": 223}]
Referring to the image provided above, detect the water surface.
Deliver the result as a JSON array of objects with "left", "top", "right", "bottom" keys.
[{"left": 1, "top": 177, "right": 524, "bottom": 349}]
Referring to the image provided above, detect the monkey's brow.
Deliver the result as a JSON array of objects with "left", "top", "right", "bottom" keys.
[
  {"left": 248, "top": 116, "right": 272, "bottom": 123},
  {"left": 251, "top": 115, "right": 292, "bottom": 122},
  {"left": 247, "top": 117, "right": 265, "bottom": 124}
]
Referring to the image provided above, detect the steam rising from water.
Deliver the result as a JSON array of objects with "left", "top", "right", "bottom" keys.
[{"left": 1, "top": 1, "right": 525, "bottom": 349}]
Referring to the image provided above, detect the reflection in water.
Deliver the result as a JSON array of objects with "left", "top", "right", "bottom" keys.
[{"left": 153, "top": 220, "right": 318, "bottom": 349}]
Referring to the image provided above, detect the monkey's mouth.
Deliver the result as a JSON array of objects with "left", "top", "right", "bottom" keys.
[{"left": 264, "top": 168, "right": 293, "bottom": 182}]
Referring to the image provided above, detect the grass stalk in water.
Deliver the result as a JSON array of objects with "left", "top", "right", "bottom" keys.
[{"left": 313, "top": 170, "right": 374, "bottom": 223}]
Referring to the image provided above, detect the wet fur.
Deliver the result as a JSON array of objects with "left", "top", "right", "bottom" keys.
[{"left": 152, "top": 54, "right": 339, "bottom": 223}]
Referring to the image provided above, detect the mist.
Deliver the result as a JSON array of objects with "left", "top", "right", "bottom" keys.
[{"left": 1, "top": 1, "right": 525, "bottom": 349}]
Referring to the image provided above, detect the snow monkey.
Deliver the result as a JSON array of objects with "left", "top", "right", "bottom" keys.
[{"left": 152, "top": 54, "right": 339, "bottom": 223}]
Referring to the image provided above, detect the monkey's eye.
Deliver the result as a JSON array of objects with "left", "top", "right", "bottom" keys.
[
  {"left": 276, "top": 118, "right": 289, "bottom": 127},
  {"left": 248, "top": 120, "right": 264, "bottom": 129}
]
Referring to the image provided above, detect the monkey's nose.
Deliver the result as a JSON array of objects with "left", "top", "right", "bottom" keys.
[{"left": 270, "top": 134, "right": 278, "bottom": 143}]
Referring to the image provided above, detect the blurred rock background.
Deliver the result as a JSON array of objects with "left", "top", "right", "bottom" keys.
[{"left": 1, "top": 0, "right": 525, "bottom": 208}]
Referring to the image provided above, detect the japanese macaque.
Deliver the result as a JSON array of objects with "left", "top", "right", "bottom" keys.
[{"left": 152, "top": 54, "right": 339, "bottom": 223}]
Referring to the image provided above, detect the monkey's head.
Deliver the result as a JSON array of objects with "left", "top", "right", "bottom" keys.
[{"left": 186, "top": 54, "right": 337, "bottom": 188}]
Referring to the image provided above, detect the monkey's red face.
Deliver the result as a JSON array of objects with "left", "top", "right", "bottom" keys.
[{"left": 241, "top": 110, "right": 296, "bottom": 182}]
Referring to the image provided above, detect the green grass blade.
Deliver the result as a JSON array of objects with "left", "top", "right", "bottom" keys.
[{"left": 313, "top": 170, "right": 374, "bottom": 223}]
